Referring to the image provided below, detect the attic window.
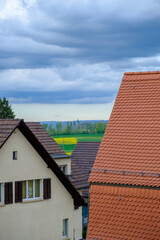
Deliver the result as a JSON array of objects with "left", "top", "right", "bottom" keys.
[
  {"left": 60, "top": 165, "right": 67, "bottom": 175},
  {"left": 13, "top": 151, "right": 17, "bottom": 160}
]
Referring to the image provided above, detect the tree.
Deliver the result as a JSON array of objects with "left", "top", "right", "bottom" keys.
[
  {"left": 56, "top": 122, "right": 62, "bottom": 134},
  {"left": 48, "top": 124, "right": 53, "bottom": 135},
  {"left": 0, "top": 97, "right": 15, "bottom": 119},
  {"left": 96, "top": 122, "right": 106, "bottom": 134},
  {"left": 64, "top": 122, "right": 71, "bottom": 134},
  {"left": 42, "top": 123, "right": 48, "bottom": 130}
]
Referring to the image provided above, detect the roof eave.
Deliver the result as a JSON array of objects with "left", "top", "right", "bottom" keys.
[
  {"left": 0, "top": 119, "right": 23, "bottom": 149},
  {"left": 18, "top": 121, "right": 86, "bottom": 207}
]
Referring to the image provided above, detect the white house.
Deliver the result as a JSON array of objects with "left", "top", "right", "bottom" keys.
[{"left": 0, "top": 119, "right": 86, "bottom": 240}]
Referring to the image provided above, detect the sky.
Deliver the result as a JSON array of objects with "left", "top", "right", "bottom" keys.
[{"left": 0, "top": 0, "right": 160, "bottom": 121}]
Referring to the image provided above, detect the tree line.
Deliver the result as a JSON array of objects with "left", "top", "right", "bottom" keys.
[
  {"left": 42, "top": 120, "right": 107, "bottom": 135},
  {"left": 0, "top": 97, "right": 107, "bottom": 135}
]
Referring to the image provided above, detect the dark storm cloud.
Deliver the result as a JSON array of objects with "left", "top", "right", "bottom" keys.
[
  {"left": 4, "top": 89, "right": 116, "bottom": 104},
  {"left": 1, "top": 0, "right": 160, "bottom": 104}
]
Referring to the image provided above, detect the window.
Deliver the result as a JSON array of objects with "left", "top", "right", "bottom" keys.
[
  {"left": 13, "top": 151, "right": 17, "bottom": 160},
  {"left": 62, "top": 219, "right": 68, "bottom": 238},
  {"left": 15, "top": 178, "right": 51, "bottom": 203},
  {"left": 0, "top": 183, "right": 4, "bottom": 205},
  {"left": 22, "top": 180, "right": 41, "bottom": 200},
  {"left": 60, "top": 165, "right": 67, "bottom": 175}
]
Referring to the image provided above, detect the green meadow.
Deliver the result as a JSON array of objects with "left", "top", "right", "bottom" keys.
[{"left": 52, "top": 133, "right": 103, "bottom": 155}]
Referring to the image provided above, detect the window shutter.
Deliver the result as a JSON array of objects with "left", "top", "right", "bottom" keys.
[
  {"left": 15, "top": 181, "right": 22, "bottom": 203},
  {"left": 43, "top": 178, "right": 51, "bottom": 199},
  {"left": 5, "top": 182, "right": 13, "bottom": 204}
]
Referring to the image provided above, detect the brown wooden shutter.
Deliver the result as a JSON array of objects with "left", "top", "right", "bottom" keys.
[
  {"left": 15, "top": 181, "right": 22, "bottom": 203},
  {"left": 5, "top": 182, "right": 13, "bottom": 204},
  {"left": 43, "top": 178, "right": 51, "bottom": 199}
]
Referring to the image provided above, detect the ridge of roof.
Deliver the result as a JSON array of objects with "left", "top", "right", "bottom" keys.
[{"left": 124, "top": 70, "right": 160, "bottom": 75}]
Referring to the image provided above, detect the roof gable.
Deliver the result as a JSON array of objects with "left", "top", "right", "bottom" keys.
[
  {"left": 89, "top": 71, "right": 160, "bottom": 187},
  {"left": 0, "top": 119, "right": 86, "bottom": 206}
]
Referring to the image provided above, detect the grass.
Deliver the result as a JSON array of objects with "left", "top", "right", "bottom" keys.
[
  {"left": 52, "top": 133, "right": 104, "bottom": 155},
  {"left": 53, "top": 133, "right": 103, "bottom": 141}
]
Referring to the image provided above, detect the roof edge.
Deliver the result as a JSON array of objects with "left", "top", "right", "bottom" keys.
[
  {"left": 90, "top": 182, "right": 160, "bottom": 189},
  {"left": 124, "top": 70, "right": 160, "bottom": 75},
  {"left": 18, "top": 121, "right": 86, "bottom": 207},
  {"left": 0, "top": 119, "right": 23, "bottom": 149}
]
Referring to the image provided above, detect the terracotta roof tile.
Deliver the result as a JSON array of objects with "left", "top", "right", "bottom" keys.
[
  {"left": 87, "top": 185, "right": 160, "bottom": 240},
  {"left": 89, "top": 71, "right": 160, "bottom": 187}
]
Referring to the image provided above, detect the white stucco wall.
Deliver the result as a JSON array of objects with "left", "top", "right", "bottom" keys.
[
  {"left": 55, "top": 158, "right": 71, "bottom": 175},
  {"left": 74, "top": 207, "right": 82, "bottom": 240},
  {"left": 0, "top": 129, "right": 81, "bottom": 240}
]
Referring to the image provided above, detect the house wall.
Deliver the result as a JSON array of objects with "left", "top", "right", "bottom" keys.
[
  {"left": 0, "top": 129, "right": 78, "bottom": 240},
  {"left": 54, "top": 159, "right": 83, "bottom": 239},
  {"left": 74, "top": 207, "right": 82, "bottom": 240},
  {"left": 55, "top": 158, "right": 71, "bottom": 175}
]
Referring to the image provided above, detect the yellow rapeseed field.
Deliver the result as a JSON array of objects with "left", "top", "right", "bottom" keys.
[{"left": 54, "top": 137, "right": 77, "bottom": 145}]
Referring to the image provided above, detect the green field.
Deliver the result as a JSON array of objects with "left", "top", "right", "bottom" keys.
[{"left": 52, "top": 133, "right": 103, "bottom": 155}]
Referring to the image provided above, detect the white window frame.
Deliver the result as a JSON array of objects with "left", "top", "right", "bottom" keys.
[
  {"left": 60, "top": 165, "right": 68, "bottom": 175},
  {"left": 62, "top": 218, "right": 68, "bottom": 238},
  {"left": 23, "top": 179, "right": 42, "bottom": 201}
]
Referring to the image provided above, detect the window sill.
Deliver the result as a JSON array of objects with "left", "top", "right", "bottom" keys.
[
  {"left": 62, "top": 238, "right": 70, "bottom": 240},
  {"left": 22, "top": 198, "right": 43, "bottom": 203},
  {"left": 0, "top": 203, "right": 4, "bottom": 207}
]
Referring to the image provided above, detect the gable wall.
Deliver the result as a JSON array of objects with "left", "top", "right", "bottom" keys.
[
  {"left": 55, "top": 158, "right": 71, "bottom": 175},
  {"left": 0, "top": 129, "right": 75, "bottom": 240}
]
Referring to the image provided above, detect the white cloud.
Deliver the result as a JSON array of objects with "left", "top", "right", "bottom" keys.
[
  {"left": 1, "top": 53, "right": 160, "bottom": 96},
  {"left": 0, "top": 0, "right": 28, "bottom": 22},
  {"left": 0, "top": 62, "right": 122, "bottom": 93},
  {"left": 1, "top": 0, "right": 160, "bottom": 108}
]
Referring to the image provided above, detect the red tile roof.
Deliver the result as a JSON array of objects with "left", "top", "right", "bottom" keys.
[
  {"left": 71, "top": 142, "right": 100, "bottom": 195},
  {"left": 89, "top": 71, "right": 160, "bottom": 187},
  {"left": 87, "top": 184, "right": 160, "bottom": 240}
]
